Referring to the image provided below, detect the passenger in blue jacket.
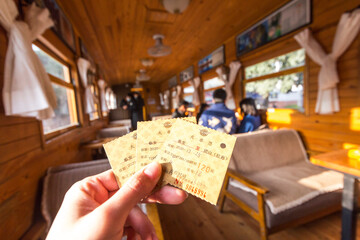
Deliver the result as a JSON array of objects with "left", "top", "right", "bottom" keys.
[
  {"left": 199, "top": 89, "right": 237, "bottom": 134},
  {"left": 237, "top": 98, "right": 261, "bottom": 133}
]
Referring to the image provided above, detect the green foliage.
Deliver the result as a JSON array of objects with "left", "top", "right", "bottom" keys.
[
  {"left": 245, "top": 49, "right": 305, "bottom": 79},
  {"left": 245, "top": 49, "right": 305, "bottom": 98},
  {"left": 33, "top": 45, "right": 66, "bottom": 81}
]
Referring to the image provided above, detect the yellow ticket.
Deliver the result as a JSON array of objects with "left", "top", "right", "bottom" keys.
[
  {"left": 153, "top": 119, "right": 236, "bottom": 205},
  {"left": 135, "top": 117, "right": 196, "bottom": 171},
  {"left": 103, "top": 131, "right": 137, "bottom": 187}
]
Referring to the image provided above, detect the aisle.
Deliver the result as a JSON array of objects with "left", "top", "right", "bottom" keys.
[{"left": 157, "top": 195, "right": 360, "bottom": 240}]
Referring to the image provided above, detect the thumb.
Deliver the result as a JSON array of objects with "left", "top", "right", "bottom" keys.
[{"left": 99, "top": 162, "right": 161, "bottom": 222}]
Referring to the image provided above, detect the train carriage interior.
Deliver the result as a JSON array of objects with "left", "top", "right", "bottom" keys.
[{"left": 0, "top": 0, "right": 360, "bottom": 239}]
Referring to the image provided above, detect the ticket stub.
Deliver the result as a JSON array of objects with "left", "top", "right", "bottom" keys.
[
  {"left": 135, "top": 117, "right": 196, "bottom": 171},
  {"left": 103, "top": 131, "right": 137, "bottom": 187},
  {"left": 153, "top": 119, "right": 236, "bottom": 205}
]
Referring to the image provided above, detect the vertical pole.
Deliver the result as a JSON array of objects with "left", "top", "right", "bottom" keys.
[{"left": 341, "top": 175, "right": 358, "bottom": 240}]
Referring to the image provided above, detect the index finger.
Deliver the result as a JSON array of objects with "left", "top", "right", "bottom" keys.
[{"left": 143, "top": 185, "right": 188, "bottom": 204}]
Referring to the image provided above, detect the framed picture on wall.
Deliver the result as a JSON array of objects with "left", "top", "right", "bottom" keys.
[
  {"left": 236, "top": 0, "right": 311, "bottom": 57},
  {"left": 41, "top": 0, "right": 76, "bottom": 52},
  {"left": 198, "top": 45, "right": 225, "bottom": 75},
  {"left": 179, "top": 66, "right": 194, "bottom": 83}
]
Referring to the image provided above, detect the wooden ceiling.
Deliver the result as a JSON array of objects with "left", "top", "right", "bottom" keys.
[{"left": 58, "top": 0, "right": 288, "bottom": 85}]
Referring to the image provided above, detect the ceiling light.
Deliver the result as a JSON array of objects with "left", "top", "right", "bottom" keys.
[
  {"left": 148, "top": 34, "right": 172, "bottom": 57},
  {"left": 161, "top": 0, "right": 190, "bottom": 14},
  {"left": 136, "top": 69, "right": 151, "bottom": 81},
  {"left": 140, "top": 58, "right": 154, "bottom": 67}
]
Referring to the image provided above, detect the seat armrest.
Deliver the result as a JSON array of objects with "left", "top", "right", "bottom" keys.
[{"left": 227, "top": 169, "right": 269, "bottom": 194}]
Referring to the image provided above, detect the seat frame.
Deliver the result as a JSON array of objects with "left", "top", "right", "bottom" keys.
[{"left": 218, "top": 169, "right": 341, "bottom": 240}]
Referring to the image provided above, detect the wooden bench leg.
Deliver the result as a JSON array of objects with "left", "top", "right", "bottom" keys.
[
  {"left": 257, "top": 193, "right": 268, "bottom": 240},
  {"left": 218, "top": 174, "right": 230, "bottom": 212}
]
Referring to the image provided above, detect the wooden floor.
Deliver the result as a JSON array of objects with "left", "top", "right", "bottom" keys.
[{"left": 157, "top": 196, "right": 360, "bottom": 240}]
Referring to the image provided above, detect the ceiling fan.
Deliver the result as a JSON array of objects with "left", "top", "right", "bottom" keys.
[
  {"left": 136, "top": 69, "right": 150, "bottom": 81},
  {"left": 147, "top": 34, "right": 172, "bottom": 57}
]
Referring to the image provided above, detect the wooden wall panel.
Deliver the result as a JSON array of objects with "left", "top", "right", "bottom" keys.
[
  {"left": 158, "top": 0, "right": 360, "bottom": 156},
  {"left": 0, "top": 10, "right": 107, "bottom": 239},
  {"left": 143, "top": 83, "right": 163, "bottom": 119}
]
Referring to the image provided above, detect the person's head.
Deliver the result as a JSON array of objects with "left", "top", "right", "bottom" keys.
[
  {"left": 213, "top": 89, "right": 227, "bottom": 103},
  {"left": 125, "top": 93, "right": 133, "bottom": 101},
  {"left": 239, "top": 98, "right": 258, "bottom": 116},
  {"left": 178, "top": 100, "right": 189, "bottom": 113},
  {"left": 133, "top": 92, "right": 140, "bottom": 99}
]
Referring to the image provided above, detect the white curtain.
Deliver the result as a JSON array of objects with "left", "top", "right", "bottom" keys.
[
  {"left": 190, "top": 77, "right": 201, "bottom": 107},
  {"left": 1, "top": 1, "right": 57, "bottom": 119},
  {"left": 216, "top": 61, "right": 241, "bottom": 110},
  {"left": 98, "top": 79, "right": 108, "bottom": 112},
  {"left": 294, "top": 9, "right": 360, "bottom": 114},
  {"left": 164, "top": 90, "right": 170, "bottom": 110},
  {"left": 159, "top": 93, "right": 164, "bottom": 106},
  {"left": 105, "top": 87, "right": 112, "bottom": 109},
  {"left": 77, "top": 57, "right": 96, "bottom": 114},
  {"left": 110, "top": 90, "right": 116, "bottom": 109},
  {"left": 105, "top": 87, "right": 116, "bottom": 110},
  {"left": 175, "top": 85, "right": 182, "bottom": 107}
]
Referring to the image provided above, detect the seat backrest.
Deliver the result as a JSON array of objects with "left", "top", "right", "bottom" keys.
[
  {"left": 41, "top": 159, "right": 111, "bottom": 231},
  {"left": 97, "top": 126, "right": 130, "bottom": 138},
  {"left": 229, "top": 129, "right": 308, "bottom": 174}
]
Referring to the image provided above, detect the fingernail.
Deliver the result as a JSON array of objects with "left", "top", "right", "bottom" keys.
[
  {"left": 176, "top": 189, "right": 188, "bottom": 198},
  {"left": 184, "top": 191, "right": 189, "bottom": 198},
  {"left": 144, "top": 162, "right": 160, "bottom": 180}
]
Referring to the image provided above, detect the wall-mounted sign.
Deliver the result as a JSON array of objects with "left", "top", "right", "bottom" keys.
[
  {"left": 236, "top": 0, "right": 311, "bottom": 57},
  {"left": 168, "top": 76, "right": 177, "bottom": 88},
  {"left": 179, "top": 66, "right": 194, "bottom": 83},
  {"left": 198, "top": 45, "right": 225, "bottom": 75}
]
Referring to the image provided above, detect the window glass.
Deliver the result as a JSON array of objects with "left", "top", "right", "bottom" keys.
[
  {"left": 204, "top": 90, "right": 215, "bottom": 105},
  {"left": 183, "top": 85, "right": 194, "bottom": 94},
  {"left": 183, "top": 95, "right": 194, "bottom": 106},
  {"left": 171, "top": 89, "right": 178, "bottom": 109},
  {"left": 32, "top": 45, "right": 70, "bottom": 83},
  {"left": 33, "top": 44, "right": 79, "bottom": 135},
  {"left": 90, "top": 83, "right": 100, "bottom": 120},
  {"left": 203, "top": 77, "right": 224, "bottom": 90},
  {"left": 42, "top": 83, "right": 78, "bottom": 133},
  {"left": 245, "top": 72, "right": 304, "bottom": 111},
  {"left": 245, "top": 49, "right": 305, "bottom": 79}
]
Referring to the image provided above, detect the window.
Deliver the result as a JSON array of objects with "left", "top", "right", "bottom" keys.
[
  {"left": 182, "top": 82, "right": 195, "bottom": 114},
  {"left": 105, "top": 88, "right": 117, "bottom": 110},
  {"left": 89, "top": 74, "right": 101, "bottom": 121},
  {"left": 244, "top": 49, "right": 305, "bottom": 111},
  {"left": 33, "top": 45, "right": 79, "bottom": 134},
  {"left": 171, "top": 88, "right": 177, "bottom": 110},
  {"left": 203, "top": 77, "right": 225, "bottom": 105},
  {"left": 183, "top": 84, "right": 194, "bottom": 107}
]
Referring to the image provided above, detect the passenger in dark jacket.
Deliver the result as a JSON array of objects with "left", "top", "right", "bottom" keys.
[
  {"left": 133, "top": 92, "right": 144, "bottom": 122},
  {"left": 199, "top": 89, "right": 237, "bottom": 134},
  {"left": 122, "top": 93, "right": 140, "bottom": 130},
  {"left": 172, "top": 100, "right": 189, "bottom": 118},
  {"left": 237, "top": 98, "right": 261, "bottom": 133}
]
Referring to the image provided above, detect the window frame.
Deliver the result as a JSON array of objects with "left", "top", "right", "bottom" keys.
[
  {"left": 33, "top": 42, "right": 80, "bottom": 140},
  {"left": 242, "top": 48, "right": 308, "bottom": 114}
]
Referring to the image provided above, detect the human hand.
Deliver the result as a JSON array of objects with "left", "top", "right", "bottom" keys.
[{"left": 46, "top": 162, "right": 187, "bottom": 240}]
